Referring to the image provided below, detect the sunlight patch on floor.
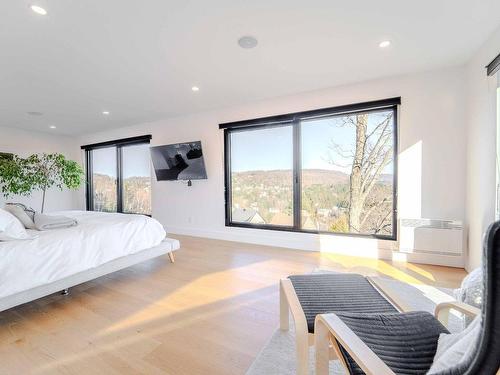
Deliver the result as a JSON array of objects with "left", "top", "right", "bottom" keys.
[
  {"left": 402, "top": 262, "right": 436, "bottom": 282},
  {"left": 321, "top": 252, "right": 427, "bottom": 285},
  {"left": 99, "top": 261, "right": 277, "bottom": 335}
]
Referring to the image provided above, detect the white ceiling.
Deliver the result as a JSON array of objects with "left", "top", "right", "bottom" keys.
[{"left": 1, "top": 0, "right": 500, "bottom": 135}]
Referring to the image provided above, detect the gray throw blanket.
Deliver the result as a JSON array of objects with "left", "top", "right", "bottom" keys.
[{"left": 34, "top": 213, "right": 77, "bottom": 231}]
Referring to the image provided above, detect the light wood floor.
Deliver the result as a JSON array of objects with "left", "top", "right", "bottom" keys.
[{"left": 0, "top": 235, "right": 467, "bottom": 375}]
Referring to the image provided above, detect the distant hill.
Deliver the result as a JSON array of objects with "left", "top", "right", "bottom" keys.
[
  {"left": 301, "top": 169, "right": 349, "bottom": 186},
  {"left": 233, "top": 169, "right": 392, "bottom": 185},
  {"left": 233, "top": 169, "right": 348, "bottom": 186}
]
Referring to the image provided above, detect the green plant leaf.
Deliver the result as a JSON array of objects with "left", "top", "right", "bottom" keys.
[{"left": 0, "top": 153, "right": 84, "bottom": 211}]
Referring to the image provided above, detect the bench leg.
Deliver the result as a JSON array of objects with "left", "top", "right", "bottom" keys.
[
  {"left": 168, "top": 252, "right": 175, "bottom": 263},
  {"left": 296, "top": 329, "right": 309, "bottom": 375},
  {"left": 280, "top": 279, "right": 310, "bottom": 375},
  {"left": 280, "top": 280, "right": 289, "bottom": 331},
  {"left": 315, "top": 319, "right": 331, "bottom": 375}
]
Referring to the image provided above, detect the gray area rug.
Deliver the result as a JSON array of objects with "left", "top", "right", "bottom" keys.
[{"left": 247, "top": 272, "right": 462, "bottom": 375}]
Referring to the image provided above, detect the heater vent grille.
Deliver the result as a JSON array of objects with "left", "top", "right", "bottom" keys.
[
  {"left": 400, "top": 218, "right": 462, "bottom": 230},
  {"left": 400, "top": 219, "right": 463, "bottom": 255}
]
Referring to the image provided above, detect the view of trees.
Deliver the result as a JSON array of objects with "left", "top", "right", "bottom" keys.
[
  {"left": 123, "top": 176, "right": 152, "bottom": 214},
  {"left": 93, "top": 174, "right": 151, "bottom": 215},
  {"left": 231, "top": 110, "right": 395, "bottom": 237},
  {"left": 93, "top": 174, "right": 116, "bottom": 212},
  {"left": 231, "top": 169, "right": 392, "bottom": 234},
  {"left": 232, "top": 170, "right": 293, "bottom": 224},
  {"left": 326, "top": 111, "right": 394, "bottom": 235}
]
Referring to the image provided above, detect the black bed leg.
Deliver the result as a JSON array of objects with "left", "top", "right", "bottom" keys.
[{"left": 61, "top": 288, "right": 70, "bottom": 296}]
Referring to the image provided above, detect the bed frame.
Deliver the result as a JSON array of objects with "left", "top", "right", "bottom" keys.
[{"left": 0, "top": 238, "right": 179, "bottom": 312}]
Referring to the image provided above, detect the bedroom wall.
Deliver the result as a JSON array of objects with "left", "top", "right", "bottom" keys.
[
  {"left": 77, "top": 66, "right": 468, "bottom": 266},
  {"left": 464, "top": 25, "right": 500, "bottom": 271},
  {"left": 0, "top": 126, "right": 81, "bottom": 212}
]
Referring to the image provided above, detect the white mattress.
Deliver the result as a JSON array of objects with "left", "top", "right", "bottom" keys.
[{"left": 0, "top": 210, "right": 169, "bottom": 299}]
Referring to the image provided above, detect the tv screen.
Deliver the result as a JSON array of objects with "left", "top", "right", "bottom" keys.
[{"left": 150, "top": 141, "right": 207, "bottom": 181}]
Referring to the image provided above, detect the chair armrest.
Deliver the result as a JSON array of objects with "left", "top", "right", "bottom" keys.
[
  {"left": 315, "top": 313, "right": 396, "bottom": 375},
  {"left": 435, "top": 301, "right": 481, "bottom": 327},
  {"left": 366, "top": 276, "right": 410, "bottom": 312}
]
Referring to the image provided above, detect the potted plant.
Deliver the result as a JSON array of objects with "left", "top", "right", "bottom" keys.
[{"left": 0, "top": 153, "right": 84, "bottom": 213}]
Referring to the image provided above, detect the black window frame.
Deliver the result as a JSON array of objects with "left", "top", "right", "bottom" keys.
[
  {"left": 81, "top": 135, "right": 152, "bottom": 215},
  {"left": 220, "top": 98, "right": 400, "bottom": 241},
  {"left": 486, "top": 51, "right": 500, "bottom": 76}
]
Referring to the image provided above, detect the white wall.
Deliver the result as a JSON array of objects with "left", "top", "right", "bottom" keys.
[
  {"left": 78, "top": 66, "right": 468, "bottom": 265},
  {"left": 465, "top": 26, "right": 500, "bottom": 271},
  {"left": 0, "top": 126, "right": 81, "bottom": 212}
]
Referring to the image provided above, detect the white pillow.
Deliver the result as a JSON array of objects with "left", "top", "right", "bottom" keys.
[
  {"left": 0, "top": 208, "right": 33, "bottom": 241},
  {"left": 4, "top": 204, "right": 36, "bottom": 229},
  {"left": 454, "top": 267, "right": 483, "bottom": 326},
  {"left": 427, "top": 316, "right": 481, "bottom": 374},
  {"left": 454, "top": 267, "right": 483, "bottom": 307}
]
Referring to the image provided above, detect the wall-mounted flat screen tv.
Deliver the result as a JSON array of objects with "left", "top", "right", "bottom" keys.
[{"left": 150, "top": 141, "right": 207, "bottom": 181}]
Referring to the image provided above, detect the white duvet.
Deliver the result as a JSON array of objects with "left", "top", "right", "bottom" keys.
[{"left": 0, "top": 210, "right": 166, "bottom": 299}]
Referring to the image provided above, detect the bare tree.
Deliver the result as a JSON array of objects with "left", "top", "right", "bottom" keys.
[{"left": 327, "top": 112, "right": 394, "bottom": 233}]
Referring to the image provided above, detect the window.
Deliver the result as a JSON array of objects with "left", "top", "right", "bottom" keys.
[
  {"left": 83, "top": 135, "right": 152, "bottom": 215},
  {"left": 92, "top": 146, "right": 118, "bottom": 212},
  {"left": 122, "top": 143, "right": 152, "bottom": 214},
  {"left": 230, "top": 125, "right": 294, "bottom": 226},
  {"left": 221, "top": 98, "right": 399, "bottom": 240}
]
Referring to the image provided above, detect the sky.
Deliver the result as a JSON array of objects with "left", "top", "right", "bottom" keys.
[
  {"left": 230, "top": 111, "right": 395, "bottom": 175},
  {"left": 92, "top": 143, "right": 151, "bottom": 178}
]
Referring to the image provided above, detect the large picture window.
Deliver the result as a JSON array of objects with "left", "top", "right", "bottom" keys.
[
  {"left": 221, "top": 98, "right": 399, "bottom": 240},
  {"left": 82, "top": 135, "right": 152, "bottom": 215},
  {"left": 230, "top": 125, "right": 294, "bottom": 226}
]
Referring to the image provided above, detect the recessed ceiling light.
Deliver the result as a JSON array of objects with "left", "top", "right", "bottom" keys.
[
  {"left": 102, "top": 111, "right": 110, "bottom": 115},
  {"left": 49, "top": 125, "right": 56, "bottom": 129},
  {"left": 379, "top": 40, "right": 391, "bottom": 48},
  {"left": 238, "top": 36, "right": 258, "bottom": 49},
  {"left": 27, "top": 111, "right": 43, "bottom": 116},
  {"left": 191, "top": 86, "right": 200, "bottom": 92},
  {"left": 30, "top": 5, "right": 47, "bottom": 15}
]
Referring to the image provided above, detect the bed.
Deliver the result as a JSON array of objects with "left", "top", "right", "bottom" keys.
[{"left": 0, "top": 210, "right": 180, "bottom": 312}]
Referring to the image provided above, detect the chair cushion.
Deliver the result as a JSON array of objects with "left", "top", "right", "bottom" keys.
[
  {"left": 288, "top": 273, "right": 397, "bottom": 333},
  {"left": 336, "top": 311, "right": 449, "bottom": 375}
]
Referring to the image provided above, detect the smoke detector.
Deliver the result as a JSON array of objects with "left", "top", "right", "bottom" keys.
[{"left": 238, "top": 36, "right": 258, "bottom": 49}]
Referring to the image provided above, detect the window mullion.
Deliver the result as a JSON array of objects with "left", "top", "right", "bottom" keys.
[
  {"left": 86, "top": 149, "right": 93, "bottom": 211},
  {"left": 293, "top": 119, "right": 301, "bottom": 230},
  {"left": 117, "top": 146, "right": 123, "bottom": 213},
  {"left": 224, "top": 129, "right": 232, "bottom": 226}
]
